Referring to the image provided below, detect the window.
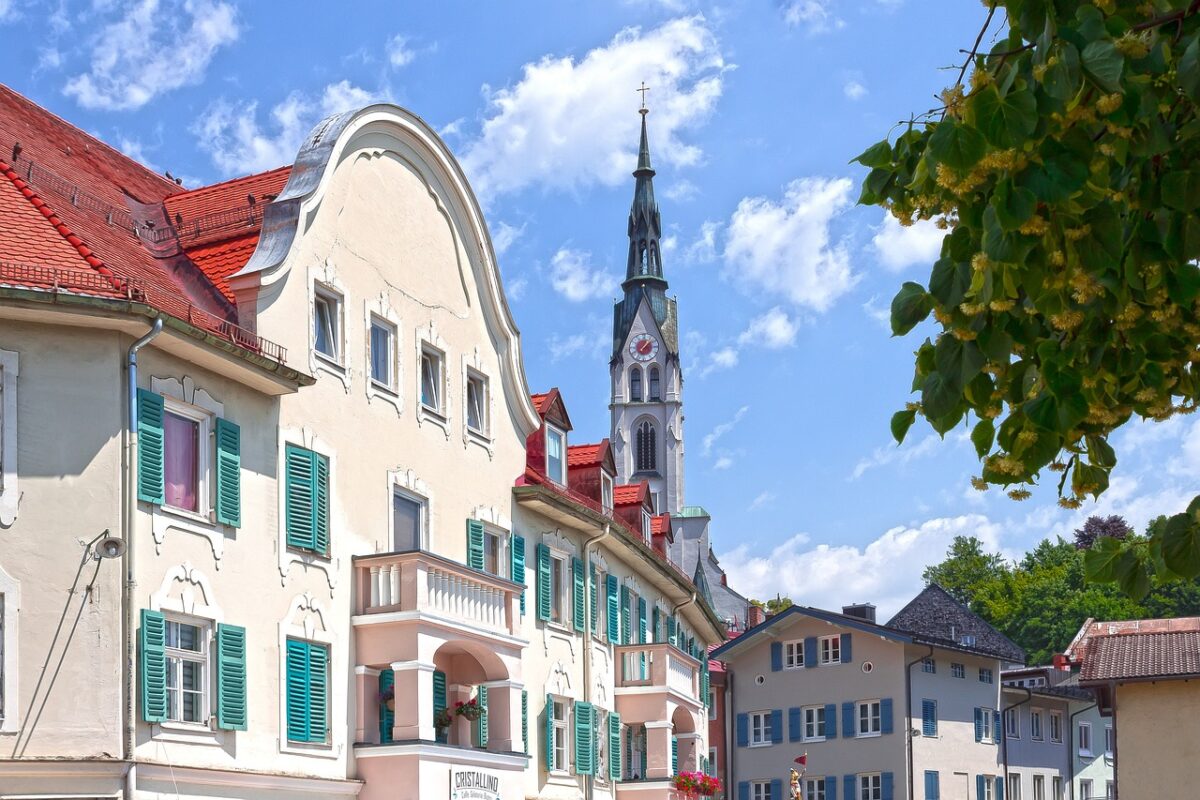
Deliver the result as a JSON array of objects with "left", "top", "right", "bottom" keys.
[
  {"left": 641, "top": 509, "right": 652, "bottom": 540},
  {"left": 649, "top": 366, "right": 661, "bottom": 401},
  {"left": 601, "top": 471, "right": 615, "bottom": 513},
  {"left": 1030, "top": 709, "right": 1043, "bottom": 741},
  {"left": 1049, "top": 711, "right": 1063, "bottom": 743},
  {"left": 960, "top": 634, "right": 976, "bottom": 647},
  {"left": 979, "top": 707, "right": 994, "bottom": 742},
  {"left": 1104, "top": 725, "right": 1114, "bottom": 757},
  {"left": 369, "top": 317, "right": 395, "bottom": 390},
  {"left": 979, "top": 667, "right": 994, "bottom": 684},
  {"left": 750, "top": 711, "right": 772, "bottom": 746},
  {"left": 164, "top": 618, "right": 208, "bottom": 724},
  {"left": 752, "top": 782, "right": 771, "bottom": 800},
  {"left": 652, "top": 491, "right": 662, "bottom": 514},
  {"left": 1105, "top": 781, "right": 1113, "bottom": 800},
  {"left": 981, "top": 777, "right": 994, "bottom": 800},
  {"left": 1052, "top": 777, "right": 1062, "bottom": 800},
  {"left": 163, "top": 407, "right": 204, "bottom": 513},
  {"left": 284, "top": 445, "right": 330, "bottom": 555},
  {"left": 922, "top": 699, "right": 937, "bottom": 736},
  {"left": 629, "top": 367, "right": 643, "bottom": 402},
  {"left": 1080, "top": 780, "right": 1093, "bottom": 800},
  {"left": 546, "top": 425, "right": 566, "bottom": 484},
  {"left": 951, "top": 662, "right": 965, "bottom": 679},
  {"left": 466, "top": 371, "right": 489, "bottom": 435},
  {"left": 1033, "top": 775, "right": 1045, "bottom": 800},
  {"left": 549, "top": 553, "right": 566, "bottom": 624},
  {"left": 819, "top": 635, "right": 841, "bottom": 665},
  {"left": 627, "top": 723, "right": 646, "bottom": 779},
  {"left": 805, "top": 778, "right": 826, "bottom": 800},
  {"left": 1005, "top": 707, "right": 1020, "bottom": 738},
  {"left": 420, "top": 346, "right": 444, "bottom": 414},
  {"left": 803, "top": 705, "right": 826, "bottom": 740},
  {"left": 859, "top": 773, "right": 882, "bottom": 800},
  {"left": 392, "top": 490, "right": 424, "bottom": 551},
  {"left": 285, "top": 638, "right": 329, "bottom": 744},
  {"left": 482, "top": 528, "right": 504, "bottom": 577},
  {"left": 784, "top": 640, "right": 805, "bottom": 669},
  {"left": 313, "top": 287, "right": 341, "bottom": 361},
  {"left": 857, "top": 700, "right": 881, "bottom": 736},
  {"left": 1078, "top": 722, "right": 1092, "bottom": 756},
  {"left": 922, "top": 657, "right": 936, "bottom": 674},
  {"left": 551, "top": 697, "right": 569, "bottom": 772},
  {"left": 708, "top": 689, "right": 717, "bottom": 720},
  {"left": 1008, "top": 774, "right": 1021, "bottom": 800},
  {"left": 635, "top": 420, "right": 656, "bottom": 472},
  {"left": 708, "top": 747, "right": 717, "bottom": 775}
]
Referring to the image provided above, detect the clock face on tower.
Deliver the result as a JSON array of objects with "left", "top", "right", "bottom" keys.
[{"left": 629, "top": 334, "right": 659, "bottom": 362}]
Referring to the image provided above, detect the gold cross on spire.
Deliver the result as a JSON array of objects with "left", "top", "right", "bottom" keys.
[{"left": 637, "top": 81, "right": 650, "bottom": 112}]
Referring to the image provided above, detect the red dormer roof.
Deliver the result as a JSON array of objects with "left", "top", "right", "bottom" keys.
[
  {"left": 650, "top": 513, "right": 671, "bottom": 536},
  {"left": 614, "top": 481, "right": 650, "bottom": 507},
  {"left": 529, "top": 387, "right": 572, "bottom": 430},
  {"left": 568, "top": 440, "right": 611, "bottom": 468}
]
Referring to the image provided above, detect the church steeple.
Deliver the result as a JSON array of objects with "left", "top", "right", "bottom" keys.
[{"left": 625, "top": 108, "right": 667, "bottom": 290}]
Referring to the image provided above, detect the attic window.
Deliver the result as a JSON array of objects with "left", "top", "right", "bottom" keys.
[
  {"left": 641, "top": 509, "right": 652, "bottom": 540},
  {"left": 546, "top": 425, "right": 566, "bottom": 485},
  {"left": 601, "top": 471, "right": 614, "bottom": 514}
]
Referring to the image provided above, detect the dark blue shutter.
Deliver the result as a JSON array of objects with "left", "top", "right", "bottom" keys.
[
  {"left": 826, "top": 776, "right": 837, "bottom": 800},
  {"left": 974, "top": 708, "right": 983, "bottom": 741},
  {"left": 844, "top": 775, "right": 856, "bottom": 800},
  {"left": 771, "top": 779, "right": 783, "bottom": 800},
  {"left": 840, "top": 633, "right": 852, "bottom": 663},
  {"left": 804, "top": 636, "right": 818, "bottom": 668},
  {"left": 788, "top": 707, "right": 801, "bottom": 742},
  {"left": 843, "top": 701, "right": 855, "bottom": 738},
  {"left": 995, "top": 776, "right": 1004, "bottom": 800},
  {"left": 993, "top": 710, "right": 1002, "bottom": 741},
  {"left": 736, "top": 713, "right": 749, "bottom": 747},
  {"left": 738, "top": 783, "right": 750, "bottom": 800},
  {"left": 882, "top": 772, "right": 894, "bottom": 800},
  {"left": 770, "top": 709, "right": 783, "bottom": 744},
  {"left": 922, "top": 699, "right": 937, "bottom": 736},
  {"left": 881, "top": 698, "right": 894, "bottom": 735},
  {"left": 826, "top": 702, "right": 838, "bottom": 738},
  {"left": 976, "top": 776, "right": 986, "bottom": 800},
  {"left": 924, "top": 771, "right": 940, "bottom": 800},
  {"left": 770, "top": 641, "right": 783, "bottom": 671}
]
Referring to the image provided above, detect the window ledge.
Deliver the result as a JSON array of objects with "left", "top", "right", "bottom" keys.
[
  {"left": 857, "top": 732, "right": 882, "bottom": 739},
  {"left": 153, "top": 722, "right": 225, "bottom": 747},
  {"left": 312, "top": 352, "right": 351, "bottom": 391},
  {"left": 367, "top": 380, "right": 403, "bottom": 417},
  {"left": 150, "top": 504, "right": 226, "bottom": 562},
  {"left": 418, "top": 405, "right": 451, "bottom": 437},
  {"left": 748, "top": 741, "right": 772, "bottom": 748},
  {"left": 281, "top": 739, "right": 339, "bottom": 759}
]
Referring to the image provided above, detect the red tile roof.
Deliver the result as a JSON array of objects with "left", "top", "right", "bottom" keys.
[
  {"left": 651, "top": 513, "right": 670, "bottom": 536},
  {"left": 613, "top": 483, "right": 647, "bottom": 506},
  {"left": 568, "top": 441, "right": 608, "bottom": 468},
  {"left": 0, "top": 159, "right": 109, "bottom": 273},
  {"left": 182, "top": 232, "right": 262, "bottom": 303},
  {"left": 530, "top": 390, "right": 557, "bottom": 416},
  {"left": 1080, "top": 631, "right": 1200, "bottom": 682},
  {"left": 164, "top": 165, "right": 291, "bottom": 227},
  {"left": 1066, "top": 616, "right": 1200, "bottom": 664}
]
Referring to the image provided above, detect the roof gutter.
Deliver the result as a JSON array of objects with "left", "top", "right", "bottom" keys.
[{"left": 905, "top": 645, "right": 934, "bottom": 800}]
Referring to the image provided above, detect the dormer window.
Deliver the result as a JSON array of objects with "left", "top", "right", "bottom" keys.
[
  {"left": 641, "top": 508, "right": 652, "bottom": 540},
  {"left": 546, "top": 425, "right": 566, "bottom": 485},
  {"left": 601, "top": 471, "right": 615, "bottom": 513},
  {"left": 629, "top": 367, "right": 643, "bottom": 402},
  {"left": 649, "top": 367, "right": 661, "bottom": 401}
]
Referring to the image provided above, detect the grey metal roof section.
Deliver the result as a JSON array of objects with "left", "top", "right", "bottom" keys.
[
  {"left": 887, "top": 583, "right": 1026, "bottom": 664},
  {"left": 669, "top": 514, "right": 750, "bottom": 631}
]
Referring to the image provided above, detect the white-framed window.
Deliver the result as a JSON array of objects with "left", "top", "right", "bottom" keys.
[
  {"left": 164, "top": 616, "right": 209, "bottom": 725},
  {"left": 420, "top": 345, "right": 444, "bottom": 415},
  {"left": 641, "top": 508, "right": 652, "bottom": 540},
  {"left": 550, "top": 696, "right": 569, "bottom": 772},
  {"left": 601, "top": 471, "right": 615, "bottom": 513},
  {"left": 1105, "top": 781, "right": 1113, "bottom": 799},
  {"left": 803, "top": 705, "right": 826, "bottom": 741},
  {"left": 1052, "top": 776, "right": 1063, "bottom": 800},
  {"left": 857, "top": 700, "right": 881, "bottom": 737},
  {"left": 1033, "top": 775, "right": 1045, "bottom": 800},
  {"left": 369, "top": 316, "right": 396, "bottom": 391},
  {"left": 752, "top": 781, "right": 771, "bottom": 800},
  {"left": 784, "top": 640, "right": 805, "bottom": 669},
  {"left": 595, "top": 708, "right": 609, "bottom": 783},
  {"left": 981, "top": 776, "right": 994, "bottom": 800},
  {"left": 1078, "top": 722, "right": 1092, "bottom": 756},
  {"left": 960, "top": 634, "right": 976, "bottom": 647},
  {"left": 805, "top": 777, "right": 826, "bottom": 800},
  {"left": 708, "top": 689, "right": 717, "bottom": 719},
  {"left": 545, "top": 424, "right": 567, "bottom": 485},
  {"left": 1049, "top": 710, "right": 1063, "bottom": 743},
  {"left": 819, "top": 635, "right": 841, "bottom": 665},
  {"left": 391, "top": 488, "right": 426, "bottom": 552},
  {"left": 951, "top": 662, "right": 965, "bottom": 678},
  {"left": 1031, "top": 709, "right": 1043, "bottom": 741},
  {"left": 162, "top": 398, "right": 213, "bottom": 518},
  {"left": 1008, "top": 773, "right": 1022, "bottom": 800},
  {"left": 979, "top": 667, "right": 994, "bottom": 683},
  {"left": 0, "top": 561, "right": 21, "bottom": 733},
  {"left": 465, "top": 370, "right": 489, "bottom": 436},
  {"left": 549, "top": 552, "right": 567, "bottom": 624},
  {"left": 626, "top": 723, "right": 647, "bottom": 779},
  {"left": 980, "top": 707, "right": 994, "bottom": 742},
  {"left": 750, "top": 710, "right": 772, "bottom": 746},
  {"left": 0, "top": 349, "right": 18, "bottom": 527},
  {"left": 313, "top": 284, "right": 342, "bottom": 362},
  {"left": 1079, "top": 779, "right": 1093, "bottom": 800},
  {"left": 1104, "top": 725, "right": 1113, "bottom": 757},
  {"left": 482, "top": 525, "right": 507, "bottom": 578},
  {"left": 922, "top": 657, "right": 936, "bottom": 673},
  {"left": 858, "top": 773, "right": 882, "bottom": 800},
  {"left": 1005, "top": 707, "right": 1020, "bottom": 738}
]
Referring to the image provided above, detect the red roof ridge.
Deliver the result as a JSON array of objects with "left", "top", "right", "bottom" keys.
[
  {"left": 170, "top": 164, "right": 292, "bottom": 200},
  {"left": 0, "top": 157, "right": 122, "bottom": 290}
]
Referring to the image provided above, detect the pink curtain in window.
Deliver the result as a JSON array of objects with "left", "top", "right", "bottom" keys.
[{"left": 164, "top": 413, "right": 198, "bottom": 511}]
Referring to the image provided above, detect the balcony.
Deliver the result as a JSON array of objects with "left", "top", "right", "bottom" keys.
[{"left": 615, "top": 643, "right": 702, "bottom": 700}]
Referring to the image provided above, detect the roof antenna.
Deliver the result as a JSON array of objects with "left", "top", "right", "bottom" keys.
[{"left": 11, "top": 141, "right": 21, "bottom": 162}]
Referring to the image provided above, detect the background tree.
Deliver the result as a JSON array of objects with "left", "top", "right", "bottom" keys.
[
  {"left": 860, "top": 0, "right": 1200, "bottom": 596},
  {"left": 1073, "top": 514, "right": 1133, "bottom": 549},
  {"left": 750, "top": 595, "right": 795, "bottom": 615},
  {"left": 921, "top": 535, "right": 1009, "bottom": 604}
]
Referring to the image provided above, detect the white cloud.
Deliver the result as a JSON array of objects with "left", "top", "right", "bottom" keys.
[
  {"left": 439, "top": 118, "right": 466, "bottom": 139},
  {"left": 548, "top": 316, "right": 608, "bottom": 362},
  {"left": 720, "top": 514, "right": 1005, "bottom": 616},
  {"left": 549, "top": 333, "right": 591, "bottom": 363},
  {"left": 851, "top": 434, "right": 941, "bottom": 480},
  {"left": 549, "top": 248, "right": 618, "bottom": 302},
  {"left": 665, "top": 178, "right": 699, "bottom": 202},
  {"left": 843, "top": 79, "right": 867, "bottom": 100},
  {"left": 702, "top": 404, "right": 749, "bottom": 455},
  {"left": 64, "top": 0, "right": 239, "bottom": 111},
  {"left": 749, "top": 491, "right": 776, "bottom": 511},
  {"left": 871, "top": 213, "right": 945, "bottom": 272},
  {"left": 506, "top": 276, "right": 528, "bottom": 301},
  {"left": 724, "top": 177, "right": 857, "bottom": 312},
  {"left": 737, "top": 307, "right": 798, "bottom": 349},
  {"left": 461, "top": 16, "right": 726, "bottom": 198},
  {"left": 387, "top": 34, "right": 416, "bottom": 67},
  {"left": 117, "top": 137, "right": 158, "bottom": 171},
  {"left": 661, "top": 234, "right": 678, "bottom": 257},
  {"left": 782, "top": 0, "right": 843, "bottom": 33},
  {"left": 697, "top": 346, "right": 739, "bottom": 378},
  {"left": 861, "top": 294, "right": 891, "bottom": 330},
  {"left": 492, "top": 221, "right": 525, "bottom": 256},
  {"left": 0, "top": 0, "right": 14, "bottom": 23},
  {"left": 713, "top": 455, "right": 733, "bottom": 470},
  {"left": 684, "top": 220, "right": 720, "bottom": 264},
  {"left": 195, "top": 81, "right": 381, "bottom": 176}
]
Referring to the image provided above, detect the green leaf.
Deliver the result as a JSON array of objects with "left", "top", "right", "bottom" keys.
[
  {"left": 891, "top": 282, "right": 933, "bottom": 336},
  {"left": 921, "top": 372, "right": 960, "bottom": 420},
  {"left": 927, "top": 120, "right": 987, "bottom": 173},
  {"left": 1114, "top": 549, "right": 1151, "bottom": 600},
  {"left": 1085, "top": 435, "right": 1116, "bottom": 469},
  {"left": 935, "top": 335, "right": 984, "bottom": 392},
  {"left": 1162, "top": 512, "right": 1200, "bottom": 579},
  {"left": 971, "top": 418, "right": 995, "bottom": 458},
  {"left": 982, "top": 205, "right": 1036, "bottom": 263},
  {"left": 973, "top": 86, "right": 1038, "bottom": 148},
  {"left": 1081, "top": 39, "right": 1125, "bottom": 92},
  {"left": 853, "top": 140, "right": 893, "bottom": 169},
  {"left": 993, "top": 179, "right": 1037, "bottom": 232},
  {"left": 929, "top": 257, "right": 971, "bottom": 308},
  {"left": 1179, "top": 35, "right": 1200, "bottom": 101},
  {"left": 978, "top": 327, "right": 1013, "bottom": 364},
  {"left": 1162, "top": 170, "right": 1200, "bottom": 212},
  {"left": 1083, "top": 535, "right": 1124, "bottom": 582},
  {"left": 891, "top": 409, "right": 917, "bottom": 444}
]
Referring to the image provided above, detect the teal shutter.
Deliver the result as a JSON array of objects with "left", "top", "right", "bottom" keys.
[
  {"left": 544, "top": 694, "right": 555, "bottom": 770},
  {"left": 378, "top": 670, "right": 394, "bottom": 743},
  {"left": 285, "top": 639, "right": 310, "bottom": 741},
  {"left": 285, "top": 445, "right": 315, "bottom": 550},
  {"left": 620, "top": 585, "right": 631, "bottom": 644},
  {"left": 214, "top": 417, "right": 241, "bottom": 527},
  {"left": 215, "top": 623, "right": 247, "bottom": 730},
  {"left": 590, "top": 562, "right": 599, "bottom": 633},
  {"left": 476, "top": 684, "right": 489, "bottom": 747},
  {"left": 308, "top": 642, "right": 328, "bottom": 742},
  {"left": 572, "top": 557, "right": 586, "bottom": 632},
  {"left": 667, "top": 615, "right": 676, "bottom": 645},
  {"left": 652, "top": 607, "right": 660, "bottom": 642},
  {"left": 640, "top": 728, "right": 647, "bottom": 776},
  {"left": 521, "top": 690, "right": 529, "bottom": 754},
  {"left": 433, "top": 670, "right": 448, "bottom": 743},
  {"left": 511, "top": 535, "right": 526, "bottom": 613},
  {"left": 139, "top": 609, "right": 167, "bottom": 722},
  {"left": 637, "top": 597, "right": 647, "bottom": 643},
  {"left": 536, "top": 544, "right": 552, "bottom": 621},
  {"left": 606, "top": 574, "right": 620, "bottom": 641},
  {"left": 313, "top": 452, "right": 329, "bottom": 555},
  {"left": 467, "top": 519, "right": 485, "bottom": 570},
  {"left": 136, "top": 390, "right": 165, "bottom": 504},
  {"left": 575, "top": 701, "right": 594, "bottom": 774},
  {"left": 671, "top": 734, "right": 678, "bottom": 774},
  {"left": 609, "top": 712, "right": 622, "bottom": 781},
  {"left": 701, "top": 662, "right": 710, "bottom": 706}
]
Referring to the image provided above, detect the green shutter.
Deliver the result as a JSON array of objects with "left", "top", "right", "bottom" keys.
[
  {"left": 606, "top": 574, "right": 620, "bottom": 642},
  {"left": 652, "top": 607, "right": 661, "bottom": 643},
  {"left": 545, "top": 694, "right": 555, "bottom": 770},
  {"left": 139, "top": 609, "right": 167, "bottom": 722},
  {"left": 572, "top": 557, "right": 586, "bottom": 632},
  {"left": 620, "top": 585, "right": 631, "bottom": 644},
  {"left": 308, "top": 642, "right": 328, "bottom": 743},
  {"left": 214, "top": 417, "right": 241, "bottom": 527},
  {"left": 476, "top": 684, "right": 489, "bottom": 747},
  {"left": 590, "top": 562, "right": 598, "bottom": 634},
  {"left": 511, "top": 535, "right": 526, "bottom": 613},
  {"left": 521, "top": 690, "right": 529, "bottom": 754},
  {"left": 285, "top": 639, "right": 311, "bottom": 741},
  {"left": 609, "top": 712, "right": 622, "bottom": 781},
  {"left": 667, "top": 614, "right": 676, "bottom": 646},
  {"left": 136, "top": 390, "right": 165, "bottom": 504},
  {"left": 701, "top": 661, "right": 710, "bottom": 706},
  {"left": 467, "top": 519, "right": 485, "bottom": 570},
  {"left": 575, "top": 701, "right": 594, "bottom": 775},
  {"left": 433, "top": 670, "right": 448, "bottom": 743},
  {"left": 637, "top": 597, "right": 648, "bottom": 644},
  {"left": 313, "top": 452, "right": 330, "bottom": 555},
  {"left": 671, "top": 734, "right": 678, "bottom": 775},
  {"left": 379, "top": 670, "right": 395, "bottom": 743},
  {"left": 215, "top": 623, "right": 247, "bottom": 730},
  {"left": 536, "top": 544, "right": 552, "bottom": 621},
  {"left": 285, "top": 445, "right": 316, "bottom": 550}
]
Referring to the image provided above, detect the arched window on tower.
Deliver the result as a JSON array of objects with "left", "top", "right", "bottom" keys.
[
  {"left": 649, "top": 367, "right": 661, "bottom": 401},
  {"left": 640, "top": 240, "right": 649, "bottom": 274},
  {"left": 629, "top": 367, "right": 643, "bottom": 402},
  {"left": 636, "top": 421, "right": 656, "bottom": 472}
]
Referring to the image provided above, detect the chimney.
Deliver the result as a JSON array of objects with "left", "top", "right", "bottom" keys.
[
  {"left": 747, "top": 604, "right": 766, "bottom": 627},
  {"left": 842, "top": 603, "right": 877, "bottom": 623}
]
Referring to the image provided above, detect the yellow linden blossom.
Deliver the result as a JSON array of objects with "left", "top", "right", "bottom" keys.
[
  {"left": 951, "top": 327, "right": 978, "bottom": 341},
  {"left": 969, "top": 69, "right": 992, "bottom": 92},
  {"left": 1018, "top": 215, "right": 1049, "bottom": 236},
  {"left": 971, "top": 252, "right": 991, "bottom": 272},
  {"left": 984, "top": 405, "right": 1003, "bottom": 419},
  {"left": 1058, "top": 497, "right": 1083, "bottom": 510},
  {"left": 1134, "top": 387, "right": 1158, "bottom": 402},
  {"left": 1049, "top": 250, "right": 1066, "bottom": 267},
  {"left": 941, "top": 84, "right": 966, "bottom": 117},
  {"left": 935, "top": 217, "right": 950, "bottom": 230},
  {"left": 1098, "top": 143, "right": 1116, "bottom": 157},
  {"left": 1049, "top": 461, "right": 1067, "bottom": 472},
  {"left": 934, "top": 308, "right": 954, "bottom": 325},
  {"left": 971, "top": 476, "right": 990, "bottom": 491},
  {"left": 1050, "top": 310, "right": 1085, "bottom": 331},
  {"left": 1008, "top": 488, "right": 1032, "bottom": 501},
  {"left": 960, "top": 302, "right": 986, "bottom": 316},
  {"left": 1064, "top": 225, "right": 1092, "bottom": 241},
  {"left": 1115, "top": 31, "right": 1150, "bottom": 60},
  {"left": 1096, "top": 92, "right": 1124, "bottom": 115},
  {"left": 989, "top": 299, "right": 1015, "bottom": 312},
  {"left": 1017, "top": 430, "right": 1039, "bottom": 447}
]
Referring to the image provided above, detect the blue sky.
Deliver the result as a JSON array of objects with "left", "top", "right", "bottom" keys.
[{"left": 3, "top": 0, "right": 1194, "bottom": 616}]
